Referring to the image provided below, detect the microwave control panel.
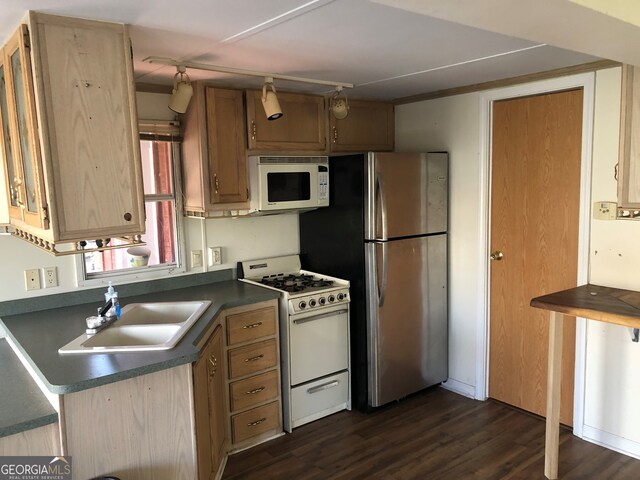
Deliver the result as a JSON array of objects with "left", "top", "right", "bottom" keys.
[{"left": 318, "top": 166, "right": 329, "bottom": 201}]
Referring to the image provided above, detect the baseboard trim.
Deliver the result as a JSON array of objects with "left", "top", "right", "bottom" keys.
[
  {"left": 582, "top": 425, "right": 640, "bottom": 459},
  {"left": 441, "top": 378, "right": 476, "bottom": 399}
]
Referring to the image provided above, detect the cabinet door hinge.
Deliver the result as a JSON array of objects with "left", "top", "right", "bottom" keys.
[{"left": 41, "top": 205, "right": 49, "bottom": 223}]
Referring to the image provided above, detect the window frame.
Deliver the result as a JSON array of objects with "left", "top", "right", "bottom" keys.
[{"left": 75, "top": 136, "right": 186, "bottom": 287}]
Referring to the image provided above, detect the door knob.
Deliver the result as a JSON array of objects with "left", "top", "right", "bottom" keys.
[{"left": 490, "top": 251, "right": 504, "bottom": 261}]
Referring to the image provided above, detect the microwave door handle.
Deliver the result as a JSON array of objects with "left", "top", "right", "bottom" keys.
[{"left": 376, "top": 176, "right": 388, "bottom": 241}]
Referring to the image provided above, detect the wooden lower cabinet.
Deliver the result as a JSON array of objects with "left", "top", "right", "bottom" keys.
[
  {"left": 224, "top": 299, "right": 283, "bottom": 451},
  {"left": 193, "top": 324, "right": 228, "bottom": 480},
  {"left": 59, "top": 300, "right": 282, "bottom": 479},
  {"left": 0, "top": 423, "right": 61, "bottom": 456},
  {"left": 231, "top": 401, "right": 280, "bottom": 444},
  {"left": 62, "top": 364, "right": 197, "bottom": 480}
]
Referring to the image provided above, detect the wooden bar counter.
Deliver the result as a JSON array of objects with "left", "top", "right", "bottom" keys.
[{"left": 531, "top": 283, "right": 640, "bottom": 479}]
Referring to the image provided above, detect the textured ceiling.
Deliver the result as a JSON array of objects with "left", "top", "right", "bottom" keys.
[{"left": 1, "top": 0, "right": 623, "bottom": 101}]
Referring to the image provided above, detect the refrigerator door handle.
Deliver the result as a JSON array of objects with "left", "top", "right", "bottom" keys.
[
  {"left": 379, "top": 242, "right": 387, "bottom": 307},
  {"left": 375, "top": 175, "right": 388, "bottom": 241}
]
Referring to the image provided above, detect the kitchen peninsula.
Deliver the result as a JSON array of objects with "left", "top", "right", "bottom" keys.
[{"left": 532, "top": 284, "right": 640, "bottom": 479}]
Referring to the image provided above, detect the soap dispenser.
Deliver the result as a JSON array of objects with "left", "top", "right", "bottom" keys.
[{"left": 105, "top": 281, "right": 121, "bottom": 319}]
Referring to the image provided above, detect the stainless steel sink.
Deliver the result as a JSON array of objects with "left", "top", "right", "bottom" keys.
[{"left": 59, "top": 300, "right": 211, "bottom": 354}]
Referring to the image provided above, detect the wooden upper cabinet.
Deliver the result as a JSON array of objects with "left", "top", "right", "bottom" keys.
[
  {"left": 618, "top": 64, "right": 640, "bottom": 211},
  {"left": 0, "top": 25, "right": 47, "bottom": 230},
  {"left": 206, "top": 87, "right": 248, "bottom": 204},
  {"left": 0, "top": 12, "right": 145, "bottom": 245},
  {"left": 329, "top": 99, "right": 394, "bottom": 152},
  {"left": 246, "top": 90, "right": 326, "bottom": 151},
  {"left": 182, "top": 83, "right": 248, "bottom": 215}
]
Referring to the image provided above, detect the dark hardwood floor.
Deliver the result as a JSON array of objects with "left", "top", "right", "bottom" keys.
[{"left": 223, "top": 387, "right": 640, "bottom": 479}]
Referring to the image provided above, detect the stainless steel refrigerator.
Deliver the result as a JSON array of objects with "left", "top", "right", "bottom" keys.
[{"left": 299, "top": 152, "right": 448, "bottom": 409}]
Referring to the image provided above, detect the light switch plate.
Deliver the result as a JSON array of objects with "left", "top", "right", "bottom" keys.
[
  {"left": 593, "top": 201, "right": 617, "bottom": 220},
  {"left": 191, "top": 250, "right": 203, "bottom": 268}
]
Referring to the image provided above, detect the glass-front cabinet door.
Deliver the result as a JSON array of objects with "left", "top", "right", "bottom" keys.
[
  {"left": 0, "top": 57, "right": 21, "bottom": 222},
  {"left": 1, "top": 25, "right": 48, "bottom": 229}
]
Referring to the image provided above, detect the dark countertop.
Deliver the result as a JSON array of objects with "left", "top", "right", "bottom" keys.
[
  {"left": 0, "top": 280, "right": 279, "bottom": 395},
  {"left": 0, "top": 339, "right": 58, "bottom": 438},
  {"left": 531, "top": 283, "right": 640, "bottom": 328}
]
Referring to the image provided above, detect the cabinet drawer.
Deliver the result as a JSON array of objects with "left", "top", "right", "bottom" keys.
[
  {"left": 231, "top": 401, "right": 280, "bottom": 444},
  {"left": 229, "top": 370, "right": 279, "bottom": 413},
  {"left": 226, "top": 307, "right": 276, "bottom": 345},
  {"left": 228, "top": 339, "right": 277, "bottom": 379}
]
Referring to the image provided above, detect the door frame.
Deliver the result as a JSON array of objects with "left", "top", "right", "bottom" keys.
[{"left": 476, "top": 73, "right": 595, "bottom": 437}]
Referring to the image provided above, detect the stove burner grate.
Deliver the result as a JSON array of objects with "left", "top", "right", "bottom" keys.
[{"left": 260, "top": 273, "right": 334, "bottom": 293}]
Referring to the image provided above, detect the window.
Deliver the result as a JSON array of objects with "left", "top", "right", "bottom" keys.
[{"left": 78, "top": 132, "right": 185, "bottom": 283}]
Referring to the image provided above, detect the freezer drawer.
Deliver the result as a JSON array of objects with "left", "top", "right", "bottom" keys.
[{"left": 291, "top": 371, "right": 350, "bottom": 428}]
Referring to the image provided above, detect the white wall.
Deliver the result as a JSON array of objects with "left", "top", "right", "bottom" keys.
[
  {"left": 183, "top": 214, "right": 300, "bottom": 274},
  {"left": 584, "top": 67, "right": 640, "bottom": 451},
  {"left": 396, "top": 66, "right": 640, "bottom": 455},
  {"left": 396, "top": 92, "right": 481, "bottom": 392},
  {"left": 0, "top": 93, "right": 301, "bottom": 303}
]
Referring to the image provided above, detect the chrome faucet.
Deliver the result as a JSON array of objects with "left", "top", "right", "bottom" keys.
[{"left": 85, "top": 298, "right": 116, "bottom": 335}]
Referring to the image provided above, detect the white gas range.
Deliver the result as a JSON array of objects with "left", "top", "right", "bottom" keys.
[{"left": 238, "top": 255, "right": 351, "bottom": 432}]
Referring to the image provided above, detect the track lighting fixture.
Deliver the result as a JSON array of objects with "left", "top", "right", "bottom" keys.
[
  {"left": 168, "top": 65, "right": 193, "bottom": 113},
  {"left": 144, "top": 57, "right": 354, "bottom": 120},
  {"left": 330, "top": 86, "right": 349, "bottom": 119},
  {"left": 262, "top": 77, "right": 283, "bottom": 121}
]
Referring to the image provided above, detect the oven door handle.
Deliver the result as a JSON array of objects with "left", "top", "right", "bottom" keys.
[{"left": 292, "top": 309, "right": 349, "bottom": 324}]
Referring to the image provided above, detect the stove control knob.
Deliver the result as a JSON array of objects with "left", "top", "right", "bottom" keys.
[
  {"left": 309, "top": 299, "right": 317, "bottom": 307},
  {"left": 319, "top": 297, "right": 326, "bottom": 305},
  {"left": 337, "top": 293, "right": 345, "bottom": 301},
  {"left": 298, "top": 301, "right": 307, "bottom": 310},
  {"left": 328, "top": 295, "right": 335, "bottom": 303}
]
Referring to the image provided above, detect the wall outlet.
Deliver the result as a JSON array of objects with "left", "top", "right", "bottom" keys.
[
  {"left": 24, "top": 269, "right": 41, "bottom": 291},
  {"left": 191, "top": 250, "right": 203, "bottom": 268},
  {"left": 208, "top": 246, "right": 222, "bottom": 266},
  {"left": 43, "top": 266, "right": 58, "bottom": 288}
]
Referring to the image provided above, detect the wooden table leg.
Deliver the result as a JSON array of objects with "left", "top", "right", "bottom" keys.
[{"left": 545, "top": 311, "right": 564, "bottom": 479}]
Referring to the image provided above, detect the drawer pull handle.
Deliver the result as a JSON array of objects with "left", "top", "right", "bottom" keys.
[
  {"left": 307, "top": 380, "right": 339, "bottom": 394},
  {"left": 245, "top": 354, "right": 264, "bottom": 363},
  {"left": 246, "top": 386, "right": 266, "bottom": 395},
  {"left": 242, "top": 322, "right": 263, "bottom": 329},
  {"left": 247, "top": 417, "right": 266, "bottom": 427}
]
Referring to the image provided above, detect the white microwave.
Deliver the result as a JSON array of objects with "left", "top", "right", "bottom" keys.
[{"left": 248, "top": 156, "right": 329, "bottom": 214}]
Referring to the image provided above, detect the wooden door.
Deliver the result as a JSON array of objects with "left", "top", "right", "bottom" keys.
[
  {"left": 489, "top": 89, "right": 582, "bottom": 426},
  {"left": 246, "top": 90, "right": 325, "bottom": 151}
]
